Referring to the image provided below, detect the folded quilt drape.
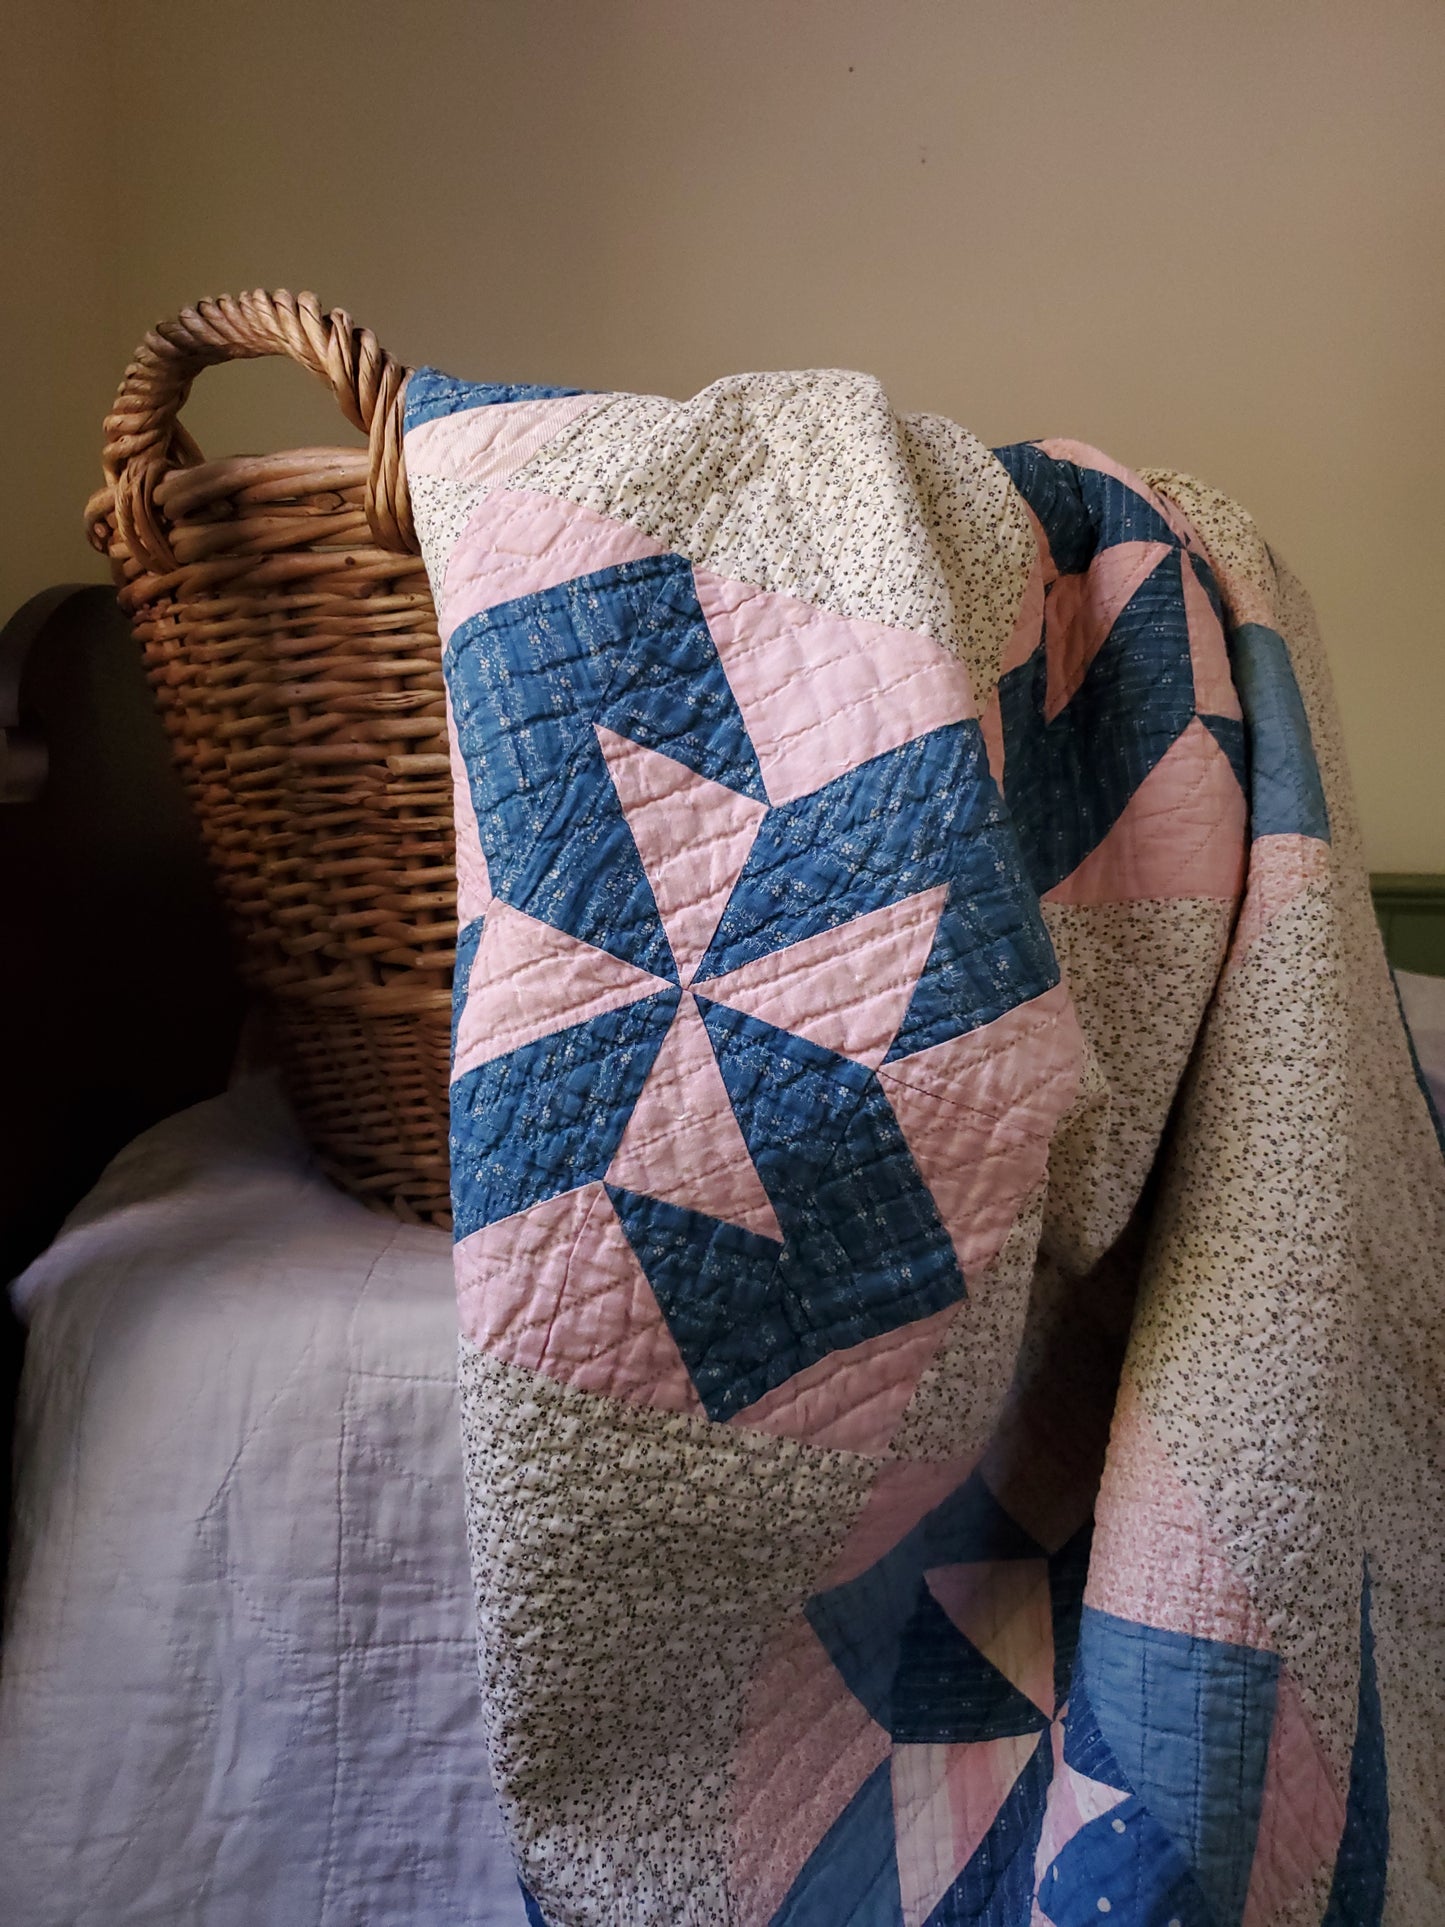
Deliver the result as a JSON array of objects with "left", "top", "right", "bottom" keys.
[{"left": 406, "top": 366, "right": 1444, "bottom": 1927}]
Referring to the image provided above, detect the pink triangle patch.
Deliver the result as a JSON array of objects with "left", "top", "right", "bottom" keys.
[
  {"left": 1227, "top": 832, "right": 1331, "bottom": 967},
  {"left": 925, "top": 1560, "right": 1055, "bottom": 1716},
  {"left": 1000, "top": 548, "right": 1048, "bottom": 678},
  {"left": 878, "top": 984, "right": 1083, "bottom": 1277},
  {"left": 439, "top": 489, "right": 666, "bottom": 643},
  {"left": 455, "top": 1182, "right": 703, "bottom": 1416},
  {"left": 728, "top": 1304, "right": 959, "bottom": 1454},
  {"left": 1086, "top": 1374, "right": 1275, "bottom": 1650},
  {"left": 605, "top": 992, "right": 781, "bottom": 1239},
  {"left": 404, "top": 393, "right": 598, "bottom": 486},
  {"left": 732, "top": 1615, "right": 892, "bottom": 1927},
  {"left": 693, "top": 570, "right": 975, "bottom": 805},
  {"left": 693, "top": 887, "right": 948, "bottom": 1068},
  {"left": 822, "top": 1455, "right": 980, "bottom": 1590},
  {"left": 452, "top": 900, "right": 671, "bottom": 1080},
  {"left": 1043, "top": 716, "right": 1247, "bottom": 906},
  {"left": 892, "top": 1734, "right": 1043, "bottom": 1927},
  {"left": 1044, "top": 540, "right": 1173, "bottom": 721},
  {"left": 1242, "top": 1669, "right": 1347, "bottom": 1925},
  {"left": 595, "top": 725, "right": 767, "bottom": 984}
]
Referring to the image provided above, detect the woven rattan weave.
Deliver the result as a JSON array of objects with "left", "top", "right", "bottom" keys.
[{"left": 87, "top": 291, "right": 454, "bottom": 1224}]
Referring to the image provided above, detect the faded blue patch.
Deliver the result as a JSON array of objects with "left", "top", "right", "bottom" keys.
[
  {"left": 498, "top": 727, "right": 675, "bottom": 980},
  {"left": 992, "top": 442, "right": 1180, "bottom": 572},
  {"left": 592, "top": 556, "right": 765, "bottom": 800},
  {"left": 403, "top": 365, "right": 588, "bottom": 431},
  {"left": 1060, "top": 1677, "right": 1130, "bottom": 1794},
  {"left": 1201, "top": 712, "right": 1249, "bottom": 801},
  {"left": 1039, "top": 1793, "right": 1214, "bottom": 1927},
  {"left": 891, "top": 1579, "right": 1049, "bottom": 1745},
  {"left": 1229, "top": 622, "right": 1331, "bottom": 842},
  {"left": 444, "top": 557, "right": 680, "bottom": 882},
  {"left": 1323, "top": 1561, "right": 1389, "bottom": 1927},
  {"left": 697, "top": 721, "right": 1059, "bottom": 1055},
  {"left": 992, "top": 442, "right": 1095, "bottom": 576},
  {"left": 771, "top": 1759, "right": 904, "bottom": 1927},
  {"left": 450, "top": 989, "right": 676, "bottom": 1239},
  {"left": 445, "top": 555, "right": 763, "bottom": 959},
  {"left": 1077, "top": 1607, "right": 1279, "bottom": 1927},
  {"left": 604, "top": 1186, "right": 783, "bottom": 1416}
]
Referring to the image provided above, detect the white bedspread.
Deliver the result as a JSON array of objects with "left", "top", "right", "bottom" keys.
[{"left": 0, "top": 1076, "right": 526, "bottom": 1927}]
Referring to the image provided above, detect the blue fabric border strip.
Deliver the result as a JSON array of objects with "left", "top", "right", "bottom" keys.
[
  {"left": 404, "top": 364, "right": 589, "bottom": 432},
  {"left": 1323, "top": 1560, "right": 1390, "bottom": 1926}
]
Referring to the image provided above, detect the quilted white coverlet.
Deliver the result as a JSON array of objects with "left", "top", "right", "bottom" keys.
[{"left": 0, "top": 1077, "right": 526, "bottom": 1927}]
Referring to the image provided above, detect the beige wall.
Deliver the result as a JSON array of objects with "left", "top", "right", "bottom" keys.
[
  {"left": 0, "top": 3, "right": 115, "bottom": 616},
  {"left": 10, "top": 1, "right": 1443, "bottom": 867}
]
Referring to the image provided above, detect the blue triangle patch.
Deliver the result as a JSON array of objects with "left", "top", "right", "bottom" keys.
[{"left": 891, "top": 1579, "right": 1050, "bottom": 1745}]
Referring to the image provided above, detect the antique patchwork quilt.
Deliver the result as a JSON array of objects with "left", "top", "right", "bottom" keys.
[{"left": 404, "top": 367, "right": 1445, "bottom": 1926}]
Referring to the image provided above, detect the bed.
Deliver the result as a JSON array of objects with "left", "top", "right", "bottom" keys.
[
  {"left": 0, "top": 587, "right": 1440, "bottom": 1924},
  {"left": 0, "top": 589, "right": 525, "bottom": 1925}
]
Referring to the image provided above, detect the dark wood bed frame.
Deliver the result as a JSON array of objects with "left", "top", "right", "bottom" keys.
[
  {"left": 0, "top": 587, "right": 245, "bottom": 1600},
  {"left": 1, "top": 586, "right": 1441, "bottom": 1608}
]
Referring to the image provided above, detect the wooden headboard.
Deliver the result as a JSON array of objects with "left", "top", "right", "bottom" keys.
[
  {"left": 1, "top": 587, "right": 246, "bottom": 1273},
  {"left": 1, "top": 587, "right": 246, "bottom": 1598}
]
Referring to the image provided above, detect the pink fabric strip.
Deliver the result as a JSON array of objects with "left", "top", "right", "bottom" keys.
[
  {"left": 894, "top": 1735, "right": 1045, "bottom": 1927},
  {"left": 404, "top": 393, "right": 600, "bottom": 485},
  {"left": 727, "top": 1304, "right": 959, "bottom": 1454},
  {"left": 1180, "top": 541, "right": 1242, "bottom": 719},
  {"left": 878, "top": 983, "right": 1083, "bottom": 1278},
  {"left": 605, "top": 992, "right": 781, "bottom": 1241},
  {"left": 439, "top": 488, "right": 666, "bottom": 642},
  {"left": 1033, "top": 438, "right": 1210, "bottom": 557},
  {"left": 1085, "top": 1374, "right": 1273, "bottom": 1648},
  {"left": 455, "top": 1182, "right": 703, "bottom": 1416},
  {"left": 822, "top": 1456, "right": 980, "bottom": 1589},
  {"left": 1044, "top": 716, "right": 1247, "bottom": 905},
  {"left": 1227, "top": 832, "right": 1331, "bottom": 965},
  {"left": 731, "top": 1614, "right": 892, "bottom": 1927},
  {"left": 1241, "top": 1669, "right": 1347, "bottom": 1925},
  {"left": 694, "top": 886, "right": 948, "bottom": 1070},
  {"left": 1044, "top": 541, "right": 1172, "bottom": 722},
  {"left": 452, "top": 901, "right": 669, "bottom": 1081},
  {"left": 925, "top": 1560, "right": 1054, "bottom": 1714},
  {"left": 694, "top": 569, "right": 976, "bottom": 806},
  {"left": 999, "top": 550, "right": 1048, "bottom": 678},
  {"left": 594, "top": 724, "right": 767, "bottom": 986}
]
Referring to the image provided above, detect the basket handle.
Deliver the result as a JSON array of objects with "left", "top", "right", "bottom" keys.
[{"left": 88, "top": 289, "right": 416, "bottom": 570}]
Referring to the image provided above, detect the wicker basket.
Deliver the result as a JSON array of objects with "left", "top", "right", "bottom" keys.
[{"left": 86, "top": 291, "right": 455, "bottom": 1225}]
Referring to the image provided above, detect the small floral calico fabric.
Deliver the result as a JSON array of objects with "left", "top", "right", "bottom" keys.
[{"left": 404, "top": 368, "right": 1444, "bottom": 1927}]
